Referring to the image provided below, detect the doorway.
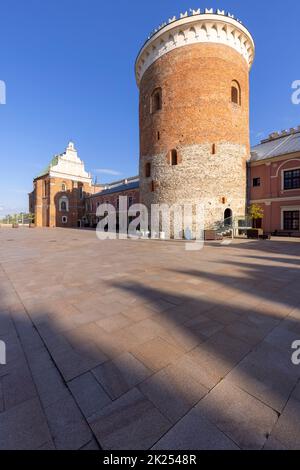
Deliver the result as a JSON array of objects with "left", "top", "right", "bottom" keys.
[{"left": 224, "top": 208, "right": 233, "bottom": 226}]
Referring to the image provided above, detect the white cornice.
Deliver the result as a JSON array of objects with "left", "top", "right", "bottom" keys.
[
  {"left": 49, "top": 171, "right": 92, "bottom": 184},
  {"left": 135, "top": 12, "right": 255, "bottom": 86},
  {"left": 250, "top": 196, "right": 300, "bottom": 204}
]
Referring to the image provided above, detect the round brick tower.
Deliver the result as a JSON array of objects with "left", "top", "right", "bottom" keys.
[{"left": 135, "top": 8, "right": 255, "bottom": 232}]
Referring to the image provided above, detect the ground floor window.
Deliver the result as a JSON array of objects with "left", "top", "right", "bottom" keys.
[
  {"left": 62, "top": 216, "right": 68, "bottom": 224},
  {"left": 283, "top": 211, "right": 299, "bottom": 231}
]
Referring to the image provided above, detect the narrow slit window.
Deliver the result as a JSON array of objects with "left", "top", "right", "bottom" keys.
[
  {"left": 171, "top": 149, "right": 178, "bottom": 166},
  {"left": 145, "top": 163, "right": 151, "bottom": 178}
]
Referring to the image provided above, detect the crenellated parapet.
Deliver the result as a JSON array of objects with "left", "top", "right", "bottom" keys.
[
  {"left": 262, "top": 126, "right": 300, "bottom": 143},
  {"left": 135, "top": 8, "right": 255, "bottom": 86}
]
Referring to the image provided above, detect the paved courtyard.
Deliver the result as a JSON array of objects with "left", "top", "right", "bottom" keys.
[{"left": 0, "top": 227, "right": 300, "bottom": 450}]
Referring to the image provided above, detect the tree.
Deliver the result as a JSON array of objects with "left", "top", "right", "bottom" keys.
[{"left": 248, "top": 204, "right": 264, "bottom": 229}]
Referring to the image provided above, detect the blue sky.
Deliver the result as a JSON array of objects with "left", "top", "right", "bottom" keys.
[{"left": 0, "top": 0, "right": 299, "bottom": 214}]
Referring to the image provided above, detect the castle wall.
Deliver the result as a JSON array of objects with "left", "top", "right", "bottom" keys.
[
  {"left": 140, "top": 142, "right": 247, "bottom": 230},
  {"left": 139, "top": 44, "right": 250, "bottom": 155},
  {"left": 138, "top": 42, "right": 251, "bottom": 231}
]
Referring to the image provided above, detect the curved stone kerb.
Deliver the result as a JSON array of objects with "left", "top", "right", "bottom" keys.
[{"left": 135, "top": 13, "right": 255, "bottom": 86}]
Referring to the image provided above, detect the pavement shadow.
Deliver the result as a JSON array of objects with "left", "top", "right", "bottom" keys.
[{"left": 1, "top": 237, "right": 300, "bottom": 450}]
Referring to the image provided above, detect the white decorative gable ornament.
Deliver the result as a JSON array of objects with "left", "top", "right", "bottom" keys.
[{"left": 49, "top": 142, "right": 92, "bottom": 184}]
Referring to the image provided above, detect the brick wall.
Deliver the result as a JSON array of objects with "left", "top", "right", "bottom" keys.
[
  {"left": 138, "top": 42, "right": 250, "bottom": 230},
  {"left": 32, "top": 175, "right": 93, "bottom": 228},
  {"left": 86, "top": 188, "right": 140, "bottom": 227}
]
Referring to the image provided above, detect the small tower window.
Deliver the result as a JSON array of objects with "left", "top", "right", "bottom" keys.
[
  {"left": 145, "top": 162, "right": 151, "bottom": 178},
  {"left": 151, "top": 88, "right": 162, "bottom": 114},
  {"left": 150, "top": 181, "right": 156, "bottom": 192},
  {"left": 157, "top": 131, "right": 160, "bottom": 141},
  {"left": 171, "top": 149, "right": 178, "bottom": 166},
  {"left": 231, "top": 81, "right": 241, "bottom": 105},
  {"left": 43, "top": 180, "right": 49, "bottom": 197},
  {"left": 62, "top": 183, "right": 66, "bottom": 192},
  {"left": 212, "top": 144, "right": 216, "bottom": 155}
]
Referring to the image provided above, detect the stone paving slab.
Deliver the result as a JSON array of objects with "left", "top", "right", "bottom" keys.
[
  {"left": 89, "top": 388, "right": 171, "bottom": 450},
  {"left": 152, "top": 407, "right": 239, "bottom": 450},
  {"left": 0, "top": 228, "right": 300, "bottom": 449},
  {"left": 139, "top": 361, "right": 208, "bottom": 423},
  {"left": 130, "top": 337, "right": 185, "bottom": 373},
  {"left": 92, "top": 352, "right": 152, "bottom": 400},
  {"left": 226, "top": 342, "right": 300, "bottom": 412},
  {"left": 68, "top": 371, "right": 111, "bottom": 420},
  {"left": 43, "top": 394, "right": 93, "bottom": 450},
  {"left": 264, "top": 382, "right": 300, "bottom": 449},
  {"left": 0, "top": 398, "right": 53, "bottom": 450},
  {"left": 196, "top": 380, "right": 279, "bottom": 449}
]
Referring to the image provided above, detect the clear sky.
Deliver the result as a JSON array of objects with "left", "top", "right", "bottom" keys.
[{"left": 0, "top": 0, "right": 299, "bottom": 214}]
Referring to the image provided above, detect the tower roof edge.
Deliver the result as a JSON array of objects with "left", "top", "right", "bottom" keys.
[{"left": 135, "top": 9, "right": 255, "bottom": 86}]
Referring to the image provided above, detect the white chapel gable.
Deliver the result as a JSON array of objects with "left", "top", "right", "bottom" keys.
[{"left": 49, "top": 142, "right": 92, "bottom": 183}]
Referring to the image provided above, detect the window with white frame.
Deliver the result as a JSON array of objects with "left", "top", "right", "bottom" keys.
[
  {"left": 62, "top": 216, "right": 68, "bottom": 224},
  {"left": 284, "top": 169, "right": 300, "bottom": 190},
  {"left": 59, "top": 196, "right": 69, "bottom": 212},
  {"left": 283, "top": 210, "right": 299, "bottom": 231}
]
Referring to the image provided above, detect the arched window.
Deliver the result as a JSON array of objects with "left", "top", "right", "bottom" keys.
[
  {"left": 59, "top": 196, "right": 69, "bottom": 212},
  {"left": 151, "top": 88, "right": 162, "bottom": 114},
  {"left": 145, "top": 162, "right": 151, "bottom": 178},
  {"left": 231, "top": 81, "right": 241, "bottom": 105},
  {"left": 61, "top": 183, "right": 66, "bottom": 192}
]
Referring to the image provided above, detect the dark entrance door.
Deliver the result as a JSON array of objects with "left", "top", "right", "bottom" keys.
[{"left": 224, "top": 208, "right": 233, "bottom": 226}]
